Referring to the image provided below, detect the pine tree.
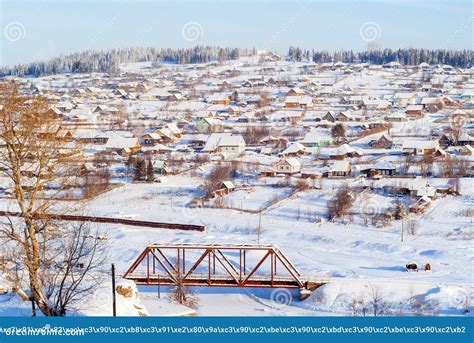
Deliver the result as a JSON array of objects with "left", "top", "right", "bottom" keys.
[
  {"left": 394, "top": 200, "right": 407, "bottom": 220},
  {"left": 134, "top": 157, "right": 146, "bottom": 181},
  {"left": 146, "top": 159, "right": 154, "bottom": 182}
]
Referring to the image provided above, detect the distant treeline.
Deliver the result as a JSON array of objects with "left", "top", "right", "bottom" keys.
[
  {"left": 2, "top": 46, "right": 472, "bottom": 78},
  {"left": 0, "top": 46, "right": 242, "bottom": 77},
  {"left": 287, "top": 47, "right": 473, "bottom": 68}
]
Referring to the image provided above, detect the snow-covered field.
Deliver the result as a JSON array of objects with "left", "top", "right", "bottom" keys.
[{"left": 2, "top": 174, "right": 471, "bottom": 316}]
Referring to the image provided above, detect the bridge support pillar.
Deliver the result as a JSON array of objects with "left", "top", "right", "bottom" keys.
[
  {"left": 299, "top": 281, "right": 327, "bottom": 301},
  {"left": 299, "top": 288, "right": 312, "bottom": 301}
]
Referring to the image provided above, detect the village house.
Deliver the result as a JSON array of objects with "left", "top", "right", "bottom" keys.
[
  {"left": 270, "top": 110, "right": 305, "bottom": 123},
  {"left": 287, "top": 87, "right": 305, "bottom": 96},
  {"left": 73, "top": 129, "right": 108, "bottom": 144},
  {"left": 142, "top": 132, "right": 163, "bottom": 146},
  {"left": 237, "top": 112, "right": 256, "bottom": 123},
  {"left": 105, "top": 136, "right": 141, "bottom": 157},
  {"left": 405, "top": 105, "right": 424, "bottom": 117},
  {"left": 300, "top": 167, "right": 323, "bottom": 179},
  {"left": 439, "top": 133, "right": 455, "bottom": 148},
  {"left": 142, "top": 144, "right": 174, "bottom": 156},
  {"left": 203, "top": 133, "right": 246, "bottom": 155},
  {"left": 460, "top": 90, "right": 474, "bottom": 101},
  {"left": 402, "top": 141, "right": 443, "bottom": 156},
  {"left": 399, "top": 177, "right": 437, "bottom": 199},
  {"left": 284, "top": 96, "right": 313, "bottom": 109},
  {"left": 329, "top": 144, "right": 363, "bottom": 160},
  {"left": 212, "top": 181, "right": 236, "bottom": 197},
  {"left": 207, "top": 93, "right": 231, "bottom": 105},
  {"left": 152, "top": 124, "right": 181, "bottom": 143},
  {"left": 385, "top": 112, "right": 407, "bottom": 122},
  {"left": 322, "top": 111, "right": 337, "bottom": 122},
  {"left": 260, "top": 137, "right": 289, "bottom": 155},
  {"left": 259, "top": 135, "right": 281, "bottom": 146},
  {"left": 279, "top": 142, "right": 309, "bottom": 157},
  {"left": 459, "top": 145, "right": 474, "bottom": 156},
  {"left": 421, "top": 97, "right": 444, "bottom": 111},
  {"left": 300, "top": 129, "right": 334, "bottom": 147},
  {"left": 151, "top": 160, "right": 169, "bottom": 174},
  {"left": 392, "top": 92, "right": 416, "bottom": 107},
  {"left": 196, "top": 117, "right": 225, "bottom": 133},
  {"left": 369, "top": 134, "right": 393, "bottom": 149},
  {"left": 140, "top": 88, "right": 174, "bottom": 101},
  {"left": 360, "top": 161, "right": 397, "bottom": 177},
  {"left": 327, "top": 160, "right": 351, "bottom": 178},
  {"left": 273, "top": 158, "right": 302, "bottom": 174},
  {"left": 457, "top": 133, "right": 474, "bottom": 146},
  {"left": 361, "top": 99, "right": 391, "bottom": 111},
  {"left": 335, "top": 111, "right": 353, "bottom": 122}
]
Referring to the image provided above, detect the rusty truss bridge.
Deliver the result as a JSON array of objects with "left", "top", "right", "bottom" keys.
[{"left": 123, "top": 243, "right": 329, "bottom": 291}]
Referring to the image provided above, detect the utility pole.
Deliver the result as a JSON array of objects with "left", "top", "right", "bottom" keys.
[{"left": 111, "top": 264, "right": 116, "bottom": 317}]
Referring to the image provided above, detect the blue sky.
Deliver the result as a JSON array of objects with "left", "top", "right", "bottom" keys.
[{"left": 0, "top": 0, "right": 472, "bottom": 66}]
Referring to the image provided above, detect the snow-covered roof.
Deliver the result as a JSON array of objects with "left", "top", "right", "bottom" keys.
[
  {"left": 300, "top": 129, "right": 332, "bottom": 143},
  {"left": 402, "top": 140, "right": 439, "bottom": 150},
  {"left": 105, "top": 137, "right": 140, "bottom": 150},
  {"left": 203, "top": 133, "right": 245, "bottom": 151},
  {"left": 330, "top": 160, "right": 350, "bottom": 172},
  {"left": 280, "top": 142, "right": 307, "bottom": 155},
  {"left": 276, "top": 158, "right": 301, "bottom": 167}
]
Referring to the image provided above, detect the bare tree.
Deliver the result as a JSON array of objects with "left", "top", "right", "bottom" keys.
[
  {"left": 408, "top": 289, "right": 438, "bottom": 316},
  {"left": 203, "top": 162, "right": 236, "bottom": 198},
  {"left": 439, "top": 156, "right": 470, "bottom": 178},
  {"left": 41, "top": 222, "right": 107, "bottom": 315},
  {"left": 242, "top": 125, "right": 271, "bottom": 145},
  {"left": 169, "top": 270, "right": 198, "bottom": 309},
  {"left": 368, "top": 286, "right": 387, "bottom": 316},
  {"left": 449, "top": 178, "right": 462, "bottom": 195},
  {"left": 114, "top": 103, "right": 128, "bottom": 129},
  {"left": 350, "top": 294, "right": 368, "bottom": 316},
  {"left": 0, "top": 82, "right": 106, "bottom": 316},
  {"left": 401, "top": 154, "right": 414, "bottom": 175},
  {"left": 419, "top": 155, "right": 434, "bottom": 177},
  {"left": 327, "top": 184, "right": 354, "bottom": 221},
  {"left": 407, "top": 220, "right": 419, "bottom": 235}
]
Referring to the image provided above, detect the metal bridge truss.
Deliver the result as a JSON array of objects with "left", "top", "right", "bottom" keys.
[{"left": 123, "top": 243, "right": 321, "bottom": 289}]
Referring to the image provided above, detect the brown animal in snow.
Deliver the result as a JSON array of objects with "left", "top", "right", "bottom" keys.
[
  {"left": 406, "top": 263, "right": 418, "bottom": 272},
  {"left": 424, "top": 263, "right": 431, "bottom": 272}
]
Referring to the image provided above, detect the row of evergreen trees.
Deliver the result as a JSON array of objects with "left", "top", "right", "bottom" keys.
[
  {"left": 287, "top": 47, "right": 473, "bottom": 68},
  {"left": 127, "top": 156, "right": 155, "bottom": 182},
  {"left": 2, "top": 46, "right": 471, "bottom": 77},
  {"left": 0, "top": 46, "right": 242, "bottom": 77}
]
